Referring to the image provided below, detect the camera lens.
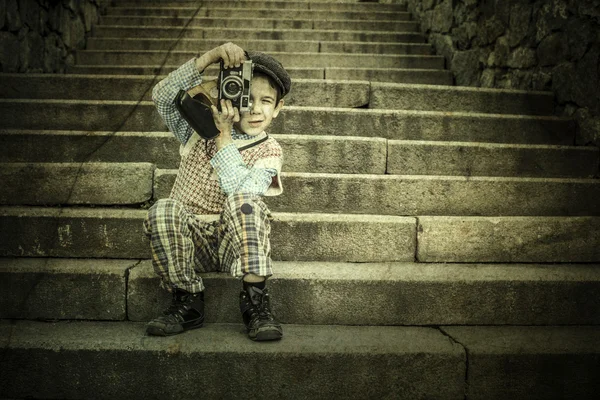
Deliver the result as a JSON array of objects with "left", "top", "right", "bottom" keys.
[
  {"left": 225, "top": 81, "right": 240, "bottom": 96},
  {"left": 222, "top": 76, "right": 243, "bottom": 99}
]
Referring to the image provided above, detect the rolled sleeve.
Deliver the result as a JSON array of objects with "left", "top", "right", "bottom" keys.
[
  {"left": 152, "top": 58, "right": 204, "bottom": 145},
  {"left": 211, "top": 143, "right": 277, "bottom": 196}
]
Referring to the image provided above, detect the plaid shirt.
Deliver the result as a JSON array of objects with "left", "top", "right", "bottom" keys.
[{"left": 152, "top": 58, "right": 278, "bottom": 196}]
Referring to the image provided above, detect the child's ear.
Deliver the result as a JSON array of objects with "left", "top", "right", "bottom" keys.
[{"left": 273, "top": 99, "right": 284, "bottom": 118}]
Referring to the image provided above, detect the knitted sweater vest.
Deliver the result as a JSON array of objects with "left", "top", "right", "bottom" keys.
[{"left": 170, "top": 132, "right": 283, "bottom": 215}]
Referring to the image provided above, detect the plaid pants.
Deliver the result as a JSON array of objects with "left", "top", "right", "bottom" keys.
[{"left": 143, "top": 193, "right": 274, "bottom": 293}]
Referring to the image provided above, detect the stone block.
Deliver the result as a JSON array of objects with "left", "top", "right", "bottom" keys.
[
  {"left": 270, "top": 213, "right": 416, "bottom": 262},
  {"left": 0, "top": 0, "right": 5, "bottom": 30},
  {"left": 369, "top": 82, "right": 554, "bottom": 115},
  {"left": 286, "top": 79, "right": 370, "bottom": 108},
  {"left": 156, "top": 170, "right": 600, "bottom": 216},
  {"left": 443, "top": 326, "right": 600, "bottom": 400},
  {"left": 76, "top": 49, "right": 444, "bottom": 69},
  {"left": 93, "top": 25, "right": 419, "bottom": 43},
  {"left": 487, "top": 36, "right": 509, "bottom": 67},
  {"left": 0, "top": 31, "right": 20, "bottom": 72},
  {"left": 452, "top": 49, "right": 481, "bottom": 86},
  {"left": 0, "top": 258, "right": 130, "bottom": 320},
  {"left": 274, "top": 173, "right": 600, "bottom": 215},
  {"left": 271, "top": 107, "right": 575, "bottom": 145},
  {"left": 19, "top": 31, "right": 44, "bottom": 72},
  {"left": 0, "top": 321, "right": 465, "bottom": 400},
  {"left": 0, "top": 208, "right": 416, "bottom": 262},
  {"left": 129, "top": 261, "right": 600, "bottom": 325},
  {"left": 0, "top": 162, "right": 154, "bottom": 205},
  {"left": 19, "top": 0, "right": 40, "bottom": 31},
  {"left": 43, "top": 32, "right": 63, "bottom": 72},
  {"left": 0, "top": 75, "right": 368, "bottom": 107},
  {"left": 508, "top": 2, "right": 532, "bottom": 47},
  {"left": 507, "top": 46, "right": 537, "bottom": 69},
  {"left": 0, "top": 207, "right": 151, "bottom": 259},
  {"left": 418, "top": 216, "right": 600, "bottom": 262},
  {"left": 325, "top": 67, "right": 453, "bottom": 85},
  {"left": 537, "top": 32, "right": 567, "bottom": 66},
  {"left": 5, "top": 0, "right": 21, "bottom": 31},
  {"left": 387, "top": 140, "right": 599, "bottom": 178},
  {"left": 0, "top": 100, "right": 575, "bottom": 145},
  {"left": 275, "top": 135, "right": 387, "bottom": 174},
  {"left": 432, "top": 0, "right": 453, "bottom": 33}
]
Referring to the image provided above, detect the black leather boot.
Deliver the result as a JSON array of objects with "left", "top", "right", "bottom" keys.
[
  {"left": 239, "top": 286, "right": 283, "bottom": 341},
  {"left": 146, "top": 289, "right": 205, "bottom": 336}
]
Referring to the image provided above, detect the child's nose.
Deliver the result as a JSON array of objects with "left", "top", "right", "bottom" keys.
[{"left": 249, "top": 102, "right": 261, "bottom": 114}]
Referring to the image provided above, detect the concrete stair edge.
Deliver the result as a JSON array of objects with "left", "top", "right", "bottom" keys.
[
  {"left": 1, "top": 320, "right": 599, "bottom": 399},
  {"left": 0, "top": 130, "right": 596, "bottom": 177},
  {"left": 0, "top": 320, "right": 465, "bottom": 400},
  {"left": 1, "top": 207, "right": 599, "bottom": 262},
  {"left": 0, "top": 73, "right": 556, "bottom": 116},
  {"left": 0, "top": 100, "right": 576, "bottom": 145},
  {"left": 2, "top": 257, "right": 600, "bottom": 325},
  {"left": 1, "top": 162, "right": 599, "bottom": 215}
]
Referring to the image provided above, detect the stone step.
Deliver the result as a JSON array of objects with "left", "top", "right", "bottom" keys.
[
  {"left": 68, "top": 65, "right": 453, "bottom": 84},
  {"left": 157, "top": 171, "right": 600, "bottom": 216},
  {"left": 103, "top": 6, "right": 411, "bottom": 21},
  {"left": 417, "top": 216, "right": 600, "bottom": 263},
  {"left": 3, "top": 163, "right": 598, "bottom": 215},
  {"left": 107, "top": 1, "right": 407, "bottom": 12},
  {"left": 0, "top": 207, "right": 416, "bottom": 262},
  {"left": 0, "top": 321, "right": 465, "bottom": 400},
  {"left": 370, "top": 82, "right": 554, "bottom": 115},
  {"left": 0, "top": 100, "right": 576, "bottom": 145},
  {"left": 0, "top": 163, "right": 154, "bottom": 206},
  {"left": 85, "top": 37, "right": 433, "bottom": 55},
  {"left": 98, "top": 15, "right": 418, "bottom": 32},
  {"left": 75, "top": 50, "right": 444, "bottom": 69},
  {"left": 0, "top": 131, "right": 387, "bottom": 174},
  {"left": 3, "top": 258, "right": 600, "bottom": 325},
  {"left": 93, "top": 25, "right": 425, "bottom": 42},
  {"left": 69, "top": 64, "right": 328, "bottom": 79},
  {"left": 2, "top": 75, "right": 553, "bottom": 115},
  {"left": 2, "top": 130, "right": 596, "bottom": 178},
  {"left": 1, "top": 208, "right": 598, "bottom": 262},
  {"left": 440, "top": 326, "right": 600, "bottom": 400},
  {"left": 0, "top": 74, "right": 374, "bottom": 108},
  {"left": 388, "top": 140, "right": 599, "bottom": 178}
]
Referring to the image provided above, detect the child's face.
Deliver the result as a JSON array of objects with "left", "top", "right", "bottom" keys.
[{"left": 235, "top": 76, "right": 283, "bottom": 136}]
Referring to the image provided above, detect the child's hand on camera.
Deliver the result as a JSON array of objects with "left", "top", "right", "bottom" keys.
[
  {"left": 196, "top": 42, "right": 246, "bottom": 72},
  {"left": 211, "top": 99, "right": 239, "bottom": 149}
]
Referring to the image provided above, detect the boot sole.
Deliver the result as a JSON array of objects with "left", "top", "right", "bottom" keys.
[
  {"left": 146, "top": 320, "right": 204, "bottom": 337},
  {"left": 249, "top": 325, "right": 283, "bottom": 341}
]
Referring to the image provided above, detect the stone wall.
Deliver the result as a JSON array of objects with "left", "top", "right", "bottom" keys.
[
  {"left": 404, "top": 0, "right": 600, "bottom": 147},
  {"left": 0, "top": 0, "right": 99, "bottom": 73}
]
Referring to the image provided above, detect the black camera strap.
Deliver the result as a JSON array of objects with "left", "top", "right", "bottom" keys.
[{"left": 237, "top": 134, "right": 269, "bottom": 152}]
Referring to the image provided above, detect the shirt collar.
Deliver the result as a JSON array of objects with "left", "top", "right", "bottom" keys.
[{"left": 231, "top": 127, "right": 255, "bottom": 141}]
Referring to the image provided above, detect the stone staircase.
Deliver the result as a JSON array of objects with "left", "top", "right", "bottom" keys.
[{"left": 1, "top": 0, "right": 600, "bottom": 399}]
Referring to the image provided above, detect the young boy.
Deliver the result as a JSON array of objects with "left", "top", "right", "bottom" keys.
[{"left": 143, "top": 42, "right": 290, "bottom": 341}]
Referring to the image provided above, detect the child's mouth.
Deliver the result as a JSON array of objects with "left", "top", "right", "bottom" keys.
[{"left": 248, "top": 121, "right": 263, "bottom": 127}]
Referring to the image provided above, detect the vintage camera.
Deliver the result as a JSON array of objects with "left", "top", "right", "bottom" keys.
[{"left": 218, "top": 59, "right": 253, "bottom": 112}]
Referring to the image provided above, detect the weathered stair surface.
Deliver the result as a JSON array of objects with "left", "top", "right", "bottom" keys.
[
  {"left": 3, "top": 258, "right": 600, "bottom": 325},
  {"left": 1, "top": 0, "right": 599, "bottom": 398},
  {"left": 0, "top": 321, "right": 467, "bottom": 400},
  {"left": 0, "top": 130, "right": 597, "bottom": 177}
]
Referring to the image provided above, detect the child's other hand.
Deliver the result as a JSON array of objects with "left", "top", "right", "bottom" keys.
[
  {"left": 198, "top": 42, "right": 246, "bottom": 71},
  {"left": 211, "top": 99, "right": 239, "bottom": 149}
]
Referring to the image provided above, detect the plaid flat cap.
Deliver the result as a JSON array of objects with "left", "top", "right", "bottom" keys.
[{"left": 246, "top": 50, "right": 292, "bottom": 97}]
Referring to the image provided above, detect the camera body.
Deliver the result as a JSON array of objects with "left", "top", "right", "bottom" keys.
[{"left": 218, "top": 59, "right": 253, "bottom": 112}]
